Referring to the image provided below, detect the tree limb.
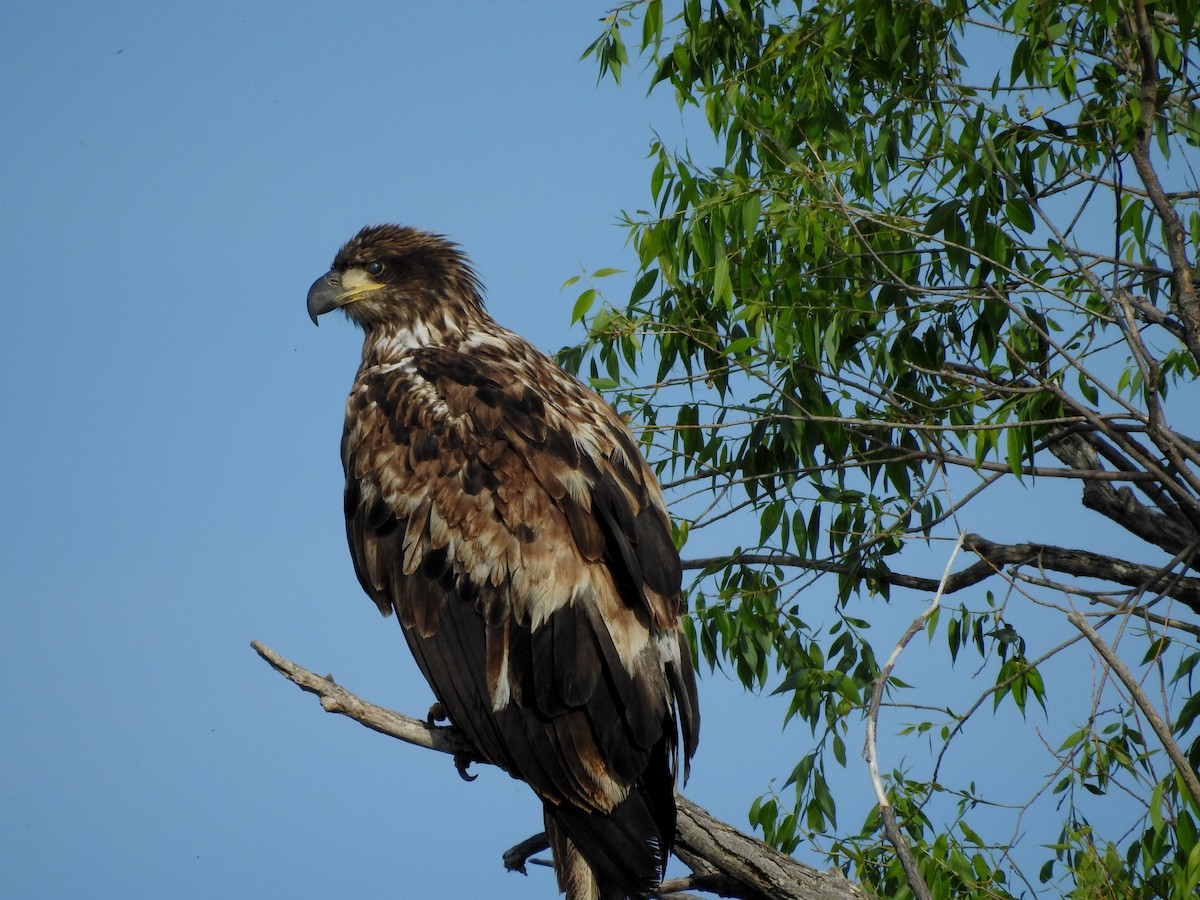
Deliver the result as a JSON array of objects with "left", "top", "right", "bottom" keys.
[
  {"left": 250, "top": 641, "right": 869, "bottom": 900},
  {"left": 962, "top": 535, "right": 1200, "bottom": 615},
  {"left": 1127, "top": 0, "right": 1200, "bottom": 362},
  {"left": 1046, "top": 432, "right": 1199, "bottom": 557},
  {"left": 683, "top": 534, "right": 1200, "bottom": 615}
]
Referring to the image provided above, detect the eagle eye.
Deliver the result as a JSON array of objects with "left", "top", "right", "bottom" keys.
[{"left": 365, "top": 261, "right": 384, "bottom": 277}]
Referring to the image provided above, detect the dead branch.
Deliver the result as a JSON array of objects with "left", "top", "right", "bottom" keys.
[{"left": 251, "top": 641, "right": 869, "bottom": 900}]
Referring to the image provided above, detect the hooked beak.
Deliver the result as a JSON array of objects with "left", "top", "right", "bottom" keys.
[
  {"left": 307, "top": 268, "right": 387, "bottom": 325},
  {"left": 306, "top": 271, "right": 343, "bottom": 325}
]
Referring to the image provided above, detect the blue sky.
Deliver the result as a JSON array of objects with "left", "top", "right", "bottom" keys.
[{"left": 0, "top": 3, "right": 816, "bottom": 897}]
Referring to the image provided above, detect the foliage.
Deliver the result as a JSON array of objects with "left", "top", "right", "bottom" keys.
[{"left": 571, "top": 1, "right": 1200, "bottom": 896}]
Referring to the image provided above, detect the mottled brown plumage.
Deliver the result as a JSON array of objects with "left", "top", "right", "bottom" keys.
[{"left": 308, "top": 225, "right": 699, "bottom": 899}]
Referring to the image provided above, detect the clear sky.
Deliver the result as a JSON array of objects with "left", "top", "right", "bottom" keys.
[{"left": 1, "top": 3, "right": 812, "bottom": 897}]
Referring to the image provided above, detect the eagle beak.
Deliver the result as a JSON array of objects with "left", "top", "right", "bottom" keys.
[{"left": 307, "top": 271, "right": 343, "bottom": 325}]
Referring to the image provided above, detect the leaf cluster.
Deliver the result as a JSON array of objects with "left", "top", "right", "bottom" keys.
[{"left": 573, "top": 0, "right": 1200, "bottom": 896}]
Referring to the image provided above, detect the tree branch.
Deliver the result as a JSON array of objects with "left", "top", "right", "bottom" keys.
[
  {"left": 251, "top": 639, "right": 479, "bottom": 760},
  {"left": 250, "top": 641, "right": 869, "bottom": 900},
  {"left": 1066, "top": 612, "right": 1200, "bottom": 811},
  {"left": 864, "top": 534, "right": 964, "bottom": 900},
  {"left": 1127, "top": 0, "right": 1200, "bottom": 362},
  {"left": 1046, "top": 432, "right": 1199, "bottom": 557},
  {"left": 683, "top": 534, "right": 1200, "bottom": 615},
  {"left": 963, "top": 535, "right": 1200, "bottom": 615}
]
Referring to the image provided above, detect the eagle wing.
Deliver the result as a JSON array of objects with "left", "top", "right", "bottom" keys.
[{"left": 341, "top": 338, "right": 698, "bottom": 886}]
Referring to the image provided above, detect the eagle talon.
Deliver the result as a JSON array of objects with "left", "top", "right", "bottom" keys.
[
  {"left": 454, "top": 751, "right": 478, "bottom": 782},
  {"left": 427, "top": 701, "right": 448, "bottom": 725}
]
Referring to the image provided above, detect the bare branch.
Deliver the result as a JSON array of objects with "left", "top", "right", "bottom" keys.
[
  {"left": 250, "top": 641, "right": 869, "bottom": 900},
  {"left": 251, "top": 640, "right": 478, "bottom": 759},
  {"left": 863, "top": 534, "right": 964, "bottom": 900}
]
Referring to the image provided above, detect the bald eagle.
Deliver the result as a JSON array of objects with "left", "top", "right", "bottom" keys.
[{"left": 307, "top": 225, "right": 699, "bottom": 900}]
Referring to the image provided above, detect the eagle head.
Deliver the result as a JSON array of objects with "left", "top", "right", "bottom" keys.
[{"left": 307, "top": 224, "right": 484, "bottom": 331}]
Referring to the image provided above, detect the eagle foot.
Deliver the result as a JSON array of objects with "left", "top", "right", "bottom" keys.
[
  {"left": 453, "top": 751, "right": 478, "bottom": 782},
  {"left": 426, "top": 701, "right": 448, "bottom": 724}
]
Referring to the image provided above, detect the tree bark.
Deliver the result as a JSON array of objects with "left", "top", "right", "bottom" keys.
[{"left": 251, "top": 640, "right": 870, "bottom": 900}]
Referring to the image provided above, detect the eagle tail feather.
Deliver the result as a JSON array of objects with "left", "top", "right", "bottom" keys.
[{"left": 544, "top": 785, "right": 668, "bottom": 900}]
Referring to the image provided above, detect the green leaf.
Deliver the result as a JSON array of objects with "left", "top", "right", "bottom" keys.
[
  {"left": 1077, "top": 372, "right": 1099, "bottom": 406},
  {"left": 1006, "top": 426, "right": 1026, "bottom": 480},
  {"left": 571, "top": 288, "right": 596, "bottom": 324},
  {"left": 1006, "top": 196, "right": 1036, "bottom": 233},
  {"left": 630, "top": 268, "right": 659, "bottom": 304},
  {"left": 641, "top": 0, "right": 662, "bottom": 49},
  {"left": 924, "top": 199, "right": 960, "bottom": 235},
  {"left": 725, "top": 335, "right": 758, "bottom": 357},
  {"left": 741, "top": 192, "right": 762, "bottom": 236},
  {"left": 760, "top": 499, "right": 784, "bottom": 546},
  {"left": 713, "top": 254, "right": 732, "bottom": 308}
]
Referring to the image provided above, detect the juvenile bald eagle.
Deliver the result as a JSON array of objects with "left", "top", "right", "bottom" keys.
[{"left": 307, "top": 225, "right": 699, "bottom": 900}]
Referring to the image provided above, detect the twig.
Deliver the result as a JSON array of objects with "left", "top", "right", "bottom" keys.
[{"left": 863, "top": 532, "right": 966, "bottom": 900}]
